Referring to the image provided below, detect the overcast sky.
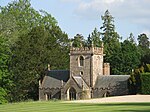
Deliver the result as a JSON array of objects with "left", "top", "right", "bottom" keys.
[{"left": 1, "top": 0, "right": 150, "bottom": 41}]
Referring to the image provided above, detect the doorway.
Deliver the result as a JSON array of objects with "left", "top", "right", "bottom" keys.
[{"left": 69, "top": 87, "right": 76, "bottom": 100}]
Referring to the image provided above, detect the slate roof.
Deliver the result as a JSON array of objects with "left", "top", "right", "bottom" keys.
[
  {"left": 42, "top": 70, "right": 70, "bottom": 88},
  {"left": 73, "top": 75, "right": 89, "bottom": 89},
  {"left": 94, "top": 75, "right": 130, "bottom": 89}
]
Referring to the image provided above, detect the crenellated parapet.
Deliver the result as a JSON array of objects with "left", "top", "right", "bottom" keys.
[
  {"left": 70, "top": 46, "right": 104, "bottom": 55},
  {"left": 103, "top": 63, "right": 110, "bottom": 67}
]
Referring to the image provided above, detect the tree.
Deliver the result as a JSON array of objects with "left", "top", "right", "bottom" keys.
[
  {"left": 141, "top": 52, "right": 150, "bottom": 65},
  {"left": 120, "top": 39, "right": 141, "bottom": 74},
  {"left": 10, "top": 26, "right": 69, "bottom": 101},
  {"left": 128, "top": 33, "right": 136, "bottom": 44},
  {"left": 87, "top": 28, "right": 102, "bottom": 47},
  {"left": 137, "top": 33, "right": 150, "bottom": 65},
  {"left": 100, "top": 10, "right": 119, "bottom": 43},
  {"left": 0, "top": 0, "right": 57, "bottom": 45},
  {"left": 138, "top": 33, "right": 149, "bottom": 49},
  {"left": 0, "top": 0, "right": 69, "bottom": 102},
  {"left": 0, "top": 0, "right": 35, "bottom": 44},
  {"left": 71, "top": 34, "right": 86, "bottom": 47},
  {"left": 0, "top": 36, "right": 12, "bottom": 103},
  {"left": 100, "top": 10, "right": 122, "bottom": 74}
]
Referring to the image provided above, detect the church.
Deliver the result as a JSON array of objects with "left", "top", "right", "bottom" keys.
[{"left": 39, "top": 43, "right": 130, "bottom": 100}]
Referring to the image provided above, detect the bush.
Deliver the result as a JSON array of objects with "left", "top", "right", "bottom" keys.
[
  {"left": 140, "top": 73, "right": 150, "bottom": 94},
  {"left": 145, "top": 64, "right": 150, "bottom": 72},
  {"left": 129, "top": 72, "right": 141, "bottom": 94},
  {"left": 0, "top": 88, "right": 8, "bottom": 104}
]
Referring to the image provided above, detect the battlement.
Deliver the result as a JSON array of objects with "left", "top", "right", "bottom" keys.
[
  {"left": 70, "top": 47, "right": 103, "bottom": 55},
  {"left": 103, "top": 63, "right": 110, "bottom": 67}
]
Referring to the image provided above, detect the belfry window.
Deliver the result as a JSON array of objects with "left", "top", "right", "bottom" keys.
[{"left": 79, "top": 56, "right": 84, "bottom": 66}]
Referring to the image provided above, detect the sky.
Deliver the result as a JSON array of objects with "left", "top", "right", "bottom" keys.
[{"left": 1, "top": 0, "right": 150, "bottom": 41}]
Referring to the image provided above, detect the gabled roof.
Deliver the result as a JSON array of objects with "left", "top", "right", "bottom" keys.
[
  {"left": 73, "top": 75, "right": 89, "bottom": 89},
  {"left": 42, "top": 70, "right": 70, "bottom": 88},
  {"left": 94, "top": 75, "right": 130, "bottom": 89}
]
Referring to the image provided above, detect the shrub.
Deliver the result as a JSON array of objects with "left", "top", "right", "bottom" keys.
[
  {"left": 140, "top": 73, "right": 150, "bottom": 94},
  {"left": 0, "top": 88, "right": 8, "bottom": 104},
  {"left": 145, "top": 64, "right": 150, "bottom": 72}
]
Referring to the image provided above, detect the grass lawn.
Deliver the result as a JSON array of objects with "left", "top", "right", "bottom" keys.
[{"left": 0, "top": 101, "right": 150, "bottom": 112}]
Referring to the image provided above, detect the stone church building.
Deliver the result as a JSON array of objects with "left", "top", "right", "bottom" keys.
[{"left": 39, "top": 44, "right": 130, "bottom": 100}]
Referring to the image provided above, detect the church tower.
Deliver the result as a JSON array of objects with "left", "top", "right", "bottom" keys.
[{"left": 70, "top": 43, "right": 107, "bottom": 87}]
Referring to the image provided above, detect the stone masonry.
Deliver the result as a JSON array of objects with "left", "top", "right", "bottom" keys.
[{"left": 39, "top": 43, "right": 130, "bottom": 101}]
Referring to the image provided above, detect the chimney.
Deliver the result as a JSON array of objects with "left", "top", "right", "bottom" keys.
[{"left": 103, "top": 63, "right": 110, "bottom": 75}]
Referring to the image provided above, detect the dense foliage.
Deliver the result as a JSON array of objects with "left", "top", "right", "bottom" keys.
[
  {"left": 0, "top": 0, "right": 150, "bottom": 102},
  {"left": 140, "top": 73, "right": 150, "bottom": 94},
  {"left": 0, "top": 0, "right": 69, "bottom": 102},
  {"left": 10, "top": 26, "right": 69, "bottom": 101},
  {"left": 87, "top": 28, "right": 102, "bottom": 47},
  {"left": 0, "top": 37, "right": 12, "bottom": 104},
  {"left": 129, "top": 64, "right": 150, "bottom": 94},
  {"left": 120, "top": 39, "right": 141, "bottom": 74}
]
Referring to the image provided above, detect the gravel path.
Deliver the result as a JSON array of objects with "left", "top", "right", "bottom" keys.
[{"left": 65, "top": 95, "right": 150, "bottom": 103}]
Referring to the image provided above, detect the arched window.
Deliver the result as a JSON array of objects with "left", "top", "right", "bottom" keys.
[{"left": 79, "top": 56, "right": 84, "bottom": 66}]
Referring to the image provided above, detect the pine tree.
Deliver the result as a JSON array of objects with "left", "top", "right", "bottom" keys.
[
  {"left": 87, "top": 28, "right": 102, "bottom": 47},
  {"left": 100, "top": 10, "right": 121, "bottom": 74},
  {"left": 71, "top": 34, "right": 86, "bottom": 47}
]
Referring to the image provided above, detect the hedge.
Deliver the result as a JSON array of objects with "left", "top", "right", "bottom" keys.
[
  {"left": 0, "top": 88, "right": 8, "bottom": 104},
  {"left": 140, "top": 73, "right": 150, "bottom": 94}
]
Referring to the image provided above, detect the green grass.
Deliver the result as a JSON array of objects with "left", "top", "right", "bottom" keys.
[{"left": 0, "top": 101, "right": 150, "bottom": 112}]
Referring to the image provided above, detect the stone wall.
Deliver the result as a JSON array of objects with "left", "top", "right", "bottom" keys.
[
  {"left": 70, "top": 46, "right": 104, "bottom": 87},
  {"left": 92, "top": 55, "right": 104, "bottom": 87},
  {"left": 61, "top": 77, "right": 85, "bottom": 100},
  {"left": 39, "top": 88, "right": 61, "bottom": 100},
  {"left": 70, "top": 53, "right": 91, "bottom": 86}
]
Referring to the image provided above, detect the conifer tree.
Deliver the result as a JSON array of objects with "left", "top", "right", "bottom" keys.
[
  {"left": 138, "top": 33, "right": 150, "bottom": 65},
  {"left": 87, "top": 28, "right": 102, "bottom": 47},
  {"left": 100, "top": 10, "right": 121, "bottom": 74},
  {"left": 71, "top": 34, "right": 86, "bottom": 47},
  {"left": 100, "top": 10, "right": 115, "bottom": 43}
]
